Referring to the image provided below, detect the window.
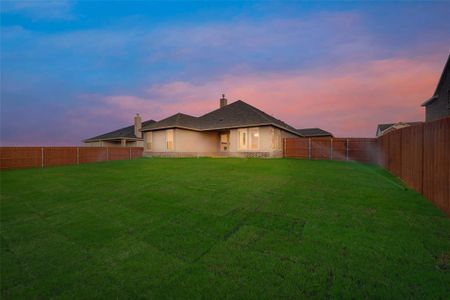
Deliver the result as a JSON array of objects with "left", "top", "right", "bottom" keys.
[
  {"left": 238, "top": 129, "right": 247, "bottom": 150},
  {"left": 272, "top": 128, "right": 281, "bottom": 150},
  {"left": 238, "top": 128, "right": 259, "bottom": 151},
  {"left": 146, "top": 132, "right": 152, "bottom": 151},
  {"left": 166, "top": 129, "right": 174, "bottom": 150},
  {"left": 249, "top": 128, "right": 259, "bottom": 150}
]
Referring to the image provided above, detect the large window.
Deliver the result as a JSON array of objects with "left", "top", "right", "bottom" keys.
[
  {"left": 272, "top": 128, "right": 281, "bottom": 150},
  {"left": 238, "top": 128, "right": 259, "bottom": 151},
  {"left": 166, "top": 129, "right": 174, "bottom": 151},
  {"left": 146, "top": 132, "right": 152, "bottom": 151}
]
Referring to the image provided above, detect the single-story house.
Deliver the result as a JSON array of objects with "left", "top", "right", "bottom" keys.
[
  {"left": 295, "top": 128, "right": 333, "bottom": 137},
  {"left": 84, "top": 115, "right": 155, "bottom": 147},
  {"left": 375, "top": 122, "right": 423, "bottom": 137},
  {"left": 421, "top": 54, "right": 450, "bottom": 122},
  {"left": 141, "top": 95, "right": 304, "bottom": 157}
]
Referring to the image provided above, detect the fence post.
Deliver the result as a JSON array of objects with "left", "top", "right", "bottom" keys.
[
  {"left": 106, "top": 147, "right": 109, "bottom": 161},
  {"left": 129, "top": 147, "right": 131, "bottom": 160},
  {"left": 346, "top": 138, "right": 349, "bottom": 161},
  {"left": 330, "top": 138, "right": 333, "bottom": 160},
  {"left": 76, "top": 147, "right": 79, "bottom": 164},
  {"left": 308, "top": 138, "right": 311, "bottom": 160},
  {"left": 283, "top": 138, "right": 286, "bottom": 157},
  {"left": 41, "top": 147, "right": 44, "bottom": 168}
]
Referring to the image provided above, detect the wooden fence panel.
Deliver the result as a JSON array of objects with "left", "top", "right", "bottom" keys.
[
  {"left": 0, "top": 147, "right": 143, "bottom": 170},
  {"left": 400, "top": 124, "right": 424, "bottom": 193},
  {"left": 284, "top": 138, "right": 309, "bottom": 158},
  {"left": 423, "top": 118, "right": 449, "bottom": 215},
  {"left": 284, "top": 137, "right": 378, "bottom": 164},
  {"left": 43, "top": 147, "right": 78, "bottom": 167},
  {"left": 130, "top": 147, "right": 144, "bottom": 159},
  {"left": 79, "top": 148, "right": 108, "bottom": 163},
  {"left": 331, "top": 138, "right": 347, "bottom": 161},
  {"left": 108, "top": 147, "right": 131, "bottom": 161},
  {"left": 0, "top": 147, "right": 42, "bottom": 170},
  {"left": 387, "top": 130, "right": 402, "bottom": 177},
  {"left": 311, "top": 138, "right": 331, "bottom": 160},
  {"left": 348, "top": 138, "right": 378, "bottom": 163}
]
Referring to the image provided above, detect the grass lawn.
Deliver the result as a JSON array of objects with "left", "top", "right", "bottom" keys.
[{"left": 1, "top": 158, "right": 449, "bottom": 299}]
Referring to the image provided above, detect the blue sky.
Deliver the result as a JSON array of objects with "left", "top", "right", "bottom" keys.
[{"left": 1, "top": 1, "right": 449, "bottom": 145}]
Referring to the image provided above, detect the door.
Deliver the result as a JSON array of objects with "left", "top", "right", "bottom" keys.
[{"left": 220, "top": 133, "right": 230, "bottom": 151}]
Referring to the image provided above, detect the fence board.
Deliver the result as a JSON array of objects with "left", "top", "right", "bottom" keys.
[
  {"left": 108, "top": 148, "right": 130, "bottom": 161},
  {"left": 423, "top": 118, "right": 449, "bottom": 215},
  {"left": 311, "top": 138, "right": 331, "bottom": 160},
  {"left": 44, "top": 147, "right": 78, "bottom": 167},
  {"left": 0, "top": 147, "right": 42, "bottom": 169},
  {"left": 400, "top": 124, "right": 423, "bottom": 193},
  {"left": 79, "top": 148, "right": 108, "bottom": 163}
]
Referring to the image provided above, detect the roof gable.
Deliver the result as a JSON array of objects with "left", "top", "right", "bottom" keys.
[
  {"left": 141, "top": 100, "right": 302, "bottom": 136},
  {"left": 84, "top": 119, "right": 155, "bottom": 142},
  {"left": 295, "top": 128, "right": 333, "bottom": 137},
  {"left": 422, "top": 54, "right": 450, "bottom": 106}
]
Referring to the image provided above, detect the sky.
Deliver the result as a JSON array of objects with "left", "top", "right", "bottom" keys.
[{"left": 1, "top": 0, "right": 449, "bottom": 145}]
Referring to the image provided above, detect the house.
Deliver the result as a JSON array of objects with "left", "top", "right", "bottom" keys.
[
  {"left": 84, "top": 114, "right": 155, "bottom": 147},
  {"left": 140, "top": 95, "right": 303, "bottom": 157},
  {"left": 421, "top": 54, "right": 450, "bottom": 122},
  {"left": 375, "top": 122, "right": 423, "bottom": 137},
  {"left": 295, "top": 128, "right": 333, "bottom": 137}
]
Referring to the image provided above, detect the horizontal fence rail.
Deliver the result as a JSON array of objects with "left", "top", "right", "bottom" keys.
[
  {"left": 283, "top": 137, "right": 379, "bottom": 164},
  {"left": 0, "top": 147, "right": 144, "bottom": 170}
]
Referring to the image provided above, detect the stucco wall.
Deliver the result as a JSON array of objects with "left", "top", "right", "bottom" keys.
[
  {"left": 146, "top": 130, "right": 167, "bottom": 152},
  {"left": 174, "top": 129, "right": 219, "bottom": 152},
  {"left": 143, "top": 125, "right": 298, "bottom": 157}
]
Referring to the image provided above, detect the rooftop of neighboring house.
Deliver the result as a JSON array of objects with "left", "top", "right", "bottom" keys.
[
  {"left": 376, "top": 121, "right": 423, "bottom": 136},
  {"left": 140, "top": 97, "right": 302, "bottom": 136},
  {"left": 84, "top": 119, "right": 156, "bottom": 142},
  {"left": 295, "top": 128, "right": 333, "bottom": 137},
  {"left": 422, "top": 54, "right": 450, "bottom": 107}
]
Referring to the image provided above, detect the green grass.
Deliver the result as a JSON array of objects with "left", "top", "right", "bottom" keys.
[{"left": 1, "top": 158, "right": 449, "bottom": 299}]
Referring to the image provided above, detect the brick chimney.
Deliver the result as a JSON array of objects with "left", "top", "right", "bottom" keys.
[
  {"left": 220, "top": 94, "right": 227, "bottom": 108},
  {"left": 134, "top": 113, "right": 142, "bottom": 138}
]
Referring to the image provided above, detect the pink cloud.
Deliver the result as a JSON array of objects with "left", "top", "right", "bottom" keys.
[{"left": 73, "top": 54, "right": 444, "bottom": 138}]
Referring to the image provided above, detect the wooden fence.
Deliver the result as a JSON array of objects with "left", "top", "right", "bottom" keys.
[
  {"left": 284, "top": 117, "right": 449, "bottom": 216},
  {"left": 378, "top": 117, "right": 449, "bottom": 215},
  {"left": 0, "top": 147, "right": 144, "bottom": 170},
  {"left": 283, "top": 137, "right": 379, "bottom": 163}
]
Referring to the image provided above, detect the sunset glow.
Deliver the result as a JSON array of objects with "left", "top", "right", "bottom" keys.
[{"left": 1, "top": 1, "right": 449, "bottom": 145}]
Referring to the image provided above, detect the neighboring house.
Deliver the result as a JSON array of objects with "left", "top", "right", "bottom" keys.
[
  {"left": 421, "top": 54, "right": 450, "bottom": 122},
  {"left": 84, "top": 114, "right": 155, "bottom": 147},
  {"left": 376, "top": 122, "right": 423, "bottom": 137},
  {"left": 140, "top": 95, "right": 303, "bottom": 157},
  {"left": 295, "top": 128, "right": 333, "bottom": 137}
]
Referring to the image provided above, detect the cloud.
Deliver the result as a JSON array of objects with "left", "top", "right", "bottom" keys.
[
  {"left": 69, "top": 54, "right": 443, "bottom": 139},
  {"left": 1, "top": 0, "right": 75, "bottom": 20}
]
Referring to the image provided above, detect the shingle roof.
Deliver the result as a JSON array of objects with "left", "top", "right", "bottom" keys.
[
  {"left": 295, "top": 128, "right": 333, "bottom": 137},
  {"left": 141, "top": 100, "right": 302, "bottom": 136},
  {"left": 84, "top": 119, "right": 156, "bottom": 142}
]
